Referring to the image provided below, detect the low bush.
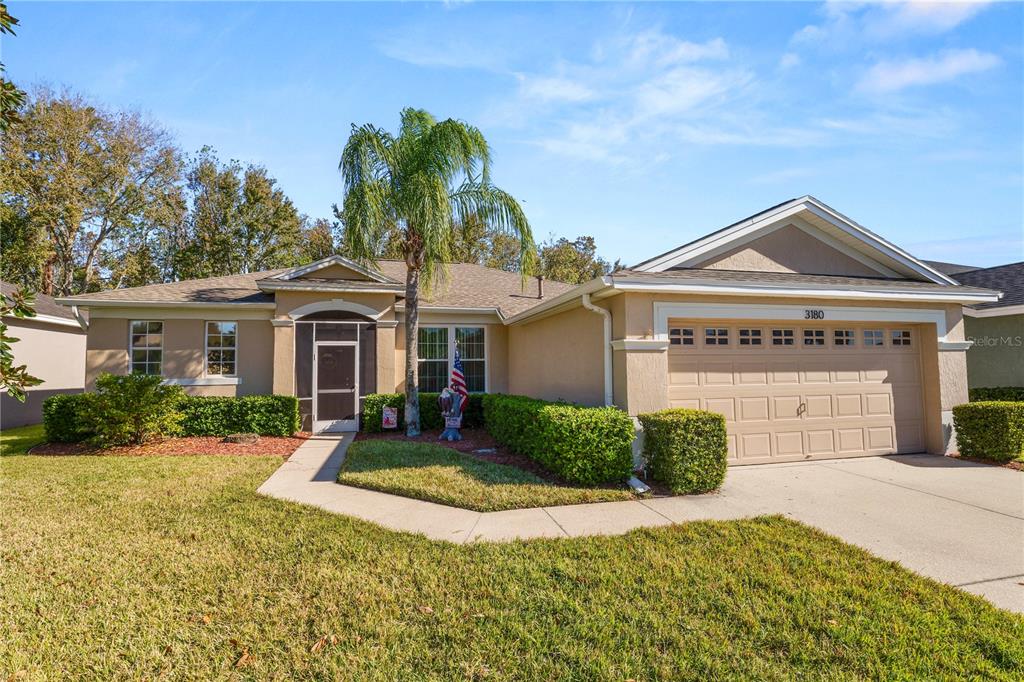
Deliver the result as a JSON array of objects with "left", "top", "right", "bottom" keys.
[
  {"left": 83, "top": 374, "right": 186, "bottom": 447},
  {"left": 482, "top": 394, "right": 634, "bottom": 486},
  {"left": 952, "top": 401, "right": 1024, "bottom": 462},
  {"left": 361, "top": 393, "right": 484, "bottom": 433},
  {"left": 969, "top": 387, "right": 1024, "bottom": 402},
  {"left": 42, "top": 393, "right": 94, "bottom": 443},
  {"left": 179, "top": 395, "right": 299, "bottom": 437},
  {"left": 637, "top": 409, "right": 728, "bottom": 494}
]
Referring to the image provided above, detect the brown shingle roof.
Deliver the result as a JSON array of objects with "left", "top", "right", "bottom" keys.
[
  {"left": 58, "top": 261, "right": 576, "bottom": 317},
  {"left": 1, "top": 280, "right": 78, "bottom": 320},
  {"left": 612, "top": 268, "right": 999, "bottom": 295}
]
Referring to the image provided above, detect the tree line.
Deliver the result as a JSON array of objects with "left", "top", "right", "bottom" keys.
[{"left": 0, "top": 88, "right": 617, "bottom": 297}]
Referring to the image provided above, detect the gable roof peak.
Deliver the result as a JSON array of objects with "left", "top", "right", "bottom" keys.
[{"left": 268, "top": 255, "right": 400, "bottom": 284}]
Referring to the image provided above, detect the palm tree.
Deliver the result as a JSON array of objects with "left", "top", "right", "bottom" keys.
[{"left": 339, "top": 108, "right": 535, "bottom": 436}]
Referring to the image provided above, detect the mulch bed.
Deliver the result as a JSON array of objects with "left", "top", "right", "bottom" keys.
[
  {"left": 30, "top": 434, "right": 311, "bottom": 459},
  {"left": 948, "top": 453, "right": 1024, "bottom": 472},
  {"left": 357, "top": 428, "right": 584, "bottom": 487}
]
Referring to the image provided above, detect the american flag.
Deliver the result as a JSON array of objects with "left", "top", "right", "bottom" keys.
[{"left": 450, "top": 347, "right": 468, "bottom": 397}]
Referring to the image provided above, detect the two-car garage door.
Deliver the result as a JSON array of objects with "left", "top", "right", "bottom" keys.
[{"left": 667, "top": 320, "right": 925, "bottom": 465}]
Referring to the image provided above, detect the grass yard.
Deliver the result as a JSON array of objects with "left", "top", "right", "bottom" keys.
[
  {"left": 338, "top": 439, "right": 633, "bottom": 511},
  {"left": 0, "top": 423, "right": 46, "bottom": 456},
  {"left": 1, "top": 454, "right": 1022, "bottom": 680}
]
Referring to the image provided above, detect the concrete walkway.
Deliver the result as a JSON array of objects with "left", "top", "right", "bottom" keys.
[{"left": 258, "top": 434, "right": 1024, "bottom": 613}]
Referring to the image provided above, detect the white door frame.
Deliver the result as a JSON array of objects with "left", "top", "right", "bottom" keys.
[{"left": 313, "top": 340, "right": 359, "bottom": 433}]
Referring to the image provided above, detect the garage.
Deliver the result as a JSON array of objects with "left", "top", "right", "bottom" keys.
[{"left": 667, "top": 319, "right": 925, "bottom": 464}]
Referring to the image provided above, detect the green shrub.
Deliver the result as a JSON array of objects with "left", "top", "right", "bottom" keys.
[
  {"left": 84, "top": 374, "right": 186, "bottom": 447},
  {"left": 42, "top": 393, "right": 94, "bottom": 443},
  {"left": 970, "top": 387, "right": 1024, "bottom": 402},
  {"left": 179, "top": 395, "right": 299, "bottom": 437},
  {"left": 637, "top": 409, "right": 728, "bottom": 494},
  {"left": 483, "top": 394, "right": 634, "bottom": 486},
  {"left": 361, "top": 393, "right": 484, "bottom": 433},
  {"left": 952, "top": 401, "right": 1024, "bottom": 462}
]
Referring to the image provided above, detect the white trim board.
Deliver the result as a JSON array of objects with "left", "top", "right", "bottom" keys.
[
  {"left": 164, "top": 377, "right": 241, "bottom": 386},
  {"left": 963, "top": 304, "right": 1024, "bottom": 318},
  {"left": 651, "top": 301, "right": 958, "bottom": 343},
  {"left": 287, "top": 299, "right": 385, "bottom": 320},
  {"left": 613, "top": 279, "right": 997, "bottom": 304},
  {"left": 270, "top": 254, "right": 399, "bottom": 284}
]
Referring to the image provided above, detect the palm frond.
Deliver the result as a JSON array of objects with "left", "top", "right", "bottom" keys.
[{"left": 450, "top": 181, "right": 536, "bottom": 278}]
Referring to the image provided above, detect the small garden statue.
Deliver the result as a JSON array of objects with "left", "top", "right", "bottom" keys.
[{"left": 438, "top": 386, "right": 466, "bottom": 441}]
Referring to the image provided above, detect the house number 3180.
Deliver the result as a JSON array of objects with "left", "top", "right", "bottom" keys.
[{"left": 804, "top": 309, "right": 825, "bottom": 320}]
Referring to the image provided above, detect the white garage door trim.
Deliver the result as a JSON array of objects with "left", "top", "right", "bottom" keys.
[{"left": 653, "top": 302, "right": 962, "bottom": 346}]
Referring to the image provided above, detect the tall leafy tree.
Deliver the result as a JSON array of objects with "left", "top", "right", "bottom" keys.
[
  {"left": 0, "top": 88, "right": 181, "bottom": 295},
  {"left": 173, "top": 149, "right": 305, "bottom": 278},
  {"left": 301, "top": 217, "right": 340, "bottom": 262},
  {"left": 340, "top": 108, "right": 535, "bottom": 435},
  {"left": 539, "top": 235, "right": 616, "bottom": 284}
]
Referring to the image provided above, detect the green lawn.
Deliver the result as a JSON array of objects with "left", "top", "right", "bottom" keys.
[
  {"left": 0, "top": 423, "right": 45, "bottom": 456},
  {"left": 1, "top": 454, "right": 1021, "bottom": 680},
  {"left": 338, "top": 439, "right": 634, "bottom": 511}
]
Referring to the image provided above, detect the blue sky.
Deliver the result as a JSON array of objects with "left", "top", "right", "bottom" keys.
[{"left": 7, "top": 1, "right": 1023, "bottom": 268}]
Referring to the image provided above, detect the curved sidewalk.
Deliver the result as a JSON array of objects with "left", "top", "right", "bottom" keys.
[{"left": 257, "top": 433, "right": 1024, "bottom": 613}]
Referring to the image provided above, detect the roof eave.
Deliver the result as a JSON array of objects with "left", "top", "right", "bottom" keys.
[
  {"left": 963, "top": 303, "right": 1024, "bottom": 318},
  {"left": 503, "top": 277, "right": 612, "bottom": 325},
  {"left": 257, "top": 281, "right": 403, "bottom": 294},
  {"left": 54, "top": 298, "right": 276, "bottom": 309}
]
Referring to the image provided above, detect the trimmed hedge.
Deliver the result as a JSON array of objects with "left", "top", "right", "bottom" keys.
[
  {"left": 179, "top": 396, "right": 300, "bottom": 437},
  {"left": 85, "top": 374, "right": 185, "bottom": 446},
  {"left": 42, "top": 393, "right": 94, "bottom": 443},
  {"left": 361, "top": 393, "right": 484, "bottom": 433},
  {"left": 44, "top": 390, "right": 300, "bottom": 443},
  {"left": 952, "top": 401, "right": 1024, "bottom": 462},
  {"left": 482, "top": 394, "right": 634, "bottom": 486},
  {"left": 970, "top": 387, "right": 1024, "bottom": 402},
  {"left": 637, "top": 409, "right": 728, "bottom": 494}
]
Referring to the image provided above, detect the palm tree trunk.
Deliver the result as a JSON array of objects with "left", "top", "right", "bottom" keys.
[{"left": 404, "top": 265, "right": 421, "bottom": 437}]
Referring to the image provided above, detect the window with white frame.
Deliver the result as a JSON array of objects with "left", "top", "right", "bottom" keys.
[
  {"left": 834, "top": 329, "right": 855, "bottom": 346},
  {"left": 669, "top": 327, "right": 694, "bottom": 346},
  {"left": 864, "top": 329, "right": 884, "bottom": 347},
  {"left": 705, "top": 327, "right": 729, "bottom": 345},
  {"left": 738, "top": 328, "right": 762, "bottom": 346},
  {"left": 206, "top": 321, "right": 237, "bottom": 376},
  {"left": 130, "top": 321, "right": 163, "bottom": 375},
  {"left": 418, "top": 326, "right": 486, "bottom": 393},
  {"left": 891, "top": 329, "right": 912, "bottom": 346},
  {"left": 803, "top": 329, "right": 825, "bottom": 346}
]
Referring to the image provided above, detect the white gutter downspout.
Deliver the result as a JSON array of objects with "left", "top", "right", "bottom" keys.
[
  {"left": 581, "top": 294, "right": 613, "bottom": 407},
  {"left": 70, "top": 305, "right": 88, "bottom": 332}
]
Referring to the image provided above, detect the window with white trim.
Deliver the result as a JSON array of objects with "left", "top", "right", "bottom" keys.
[
  {"left": 864, "top": 329, "right": 884, "bottom": 347},
  {"left": 834, "top": 329, "right": 855, "bottom": 346},
  {"left": 130, "top": 321, "right": 163, "bottom": 375},
  {"left": 803, "top": 329, "right": 825, "bottom": 346},
  {"left": 738, "top": 328, "right": 762, "bottom": 346},
  {"left": 418, "top": 326, "right": 486, "bottom": 393},
  {"left": 772, "top": 328, "right": 794, "bottom": 346},
  {"left": 669, "top": 327, "right": 694, "bottom": 346},
  {"left": 891, "top": 329, "right": 912, "bottom": 346},
  {"left": 705, "top": 327, "right": 729, "bottom": 345},
  {"left": 206, "top": 322, "right": 237, "bottom": 376}
]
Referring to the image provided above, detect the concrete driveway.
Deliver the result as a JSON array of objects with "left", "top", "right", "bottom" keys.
[{"left": 705, "top": 455, "right": 1024, "bottom": 613}]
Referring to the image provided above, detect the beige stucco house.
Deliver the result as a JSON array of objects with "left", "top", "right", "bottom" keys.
[
  {"left": 1, "top": 281, "right": 87, "bottom": 428},
  {"left": 58, "top": 197, "right": 1000, "bottom": 464}
]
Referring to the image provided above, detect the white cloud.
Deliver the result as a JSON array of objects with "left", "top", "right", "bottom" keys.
[
  {"left": 516, "top": 75, "right": 595, "bottom": 103},
  {"left": 779, "top": 52, "right": 801, "bottom": 69},
  {"left": 793, "top": 0, "right": 992, "bottom": 46},
  {"left": 858, "top": 49, "right": 1001, "bottom": 93}
]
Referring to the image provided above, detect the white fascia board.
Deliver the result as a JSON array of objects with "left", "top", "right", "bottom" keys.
[
  {"left": 2, "top": 313, "right": 82, "bottom": 329},
  {"left": 394, "top": 304, "right": 504, "bottom": 319},
  {"left": 652, "top": 301, "right": 958, "bottom": 342},
  {"left": 258, "top": 281, "right": 402, "bottom": 294},
  {"left": 610, "top": 278, "right": 1000, "bottom": 304},
  {"left": 55, "top": 298, "right": 275, "bottom": 309},
  {"left": 503, "top": 277, "right": 611, "bottom": 325},
  {"left": 269, "top": 255, "right": 398, "bottom": 284},
  {"left": 963, "top": 304, "right": 1024, "bottom": 318}
]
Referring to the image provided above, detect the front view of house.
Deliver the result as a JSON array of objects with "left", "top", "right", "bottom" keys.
[{"left": 59, "top": 197, "right": 1000, "bottom": 464}]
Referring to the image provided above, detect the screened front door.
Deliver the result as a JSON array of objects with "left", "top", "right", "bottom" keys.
[{"left": 314, "top": 342, "right": 358, "bottom": 432}]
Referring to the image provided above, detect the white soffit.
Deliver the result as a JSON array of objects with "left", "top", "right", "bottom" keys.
[{"left": 634, "top": 196, "right": 958, "bottom": 286}]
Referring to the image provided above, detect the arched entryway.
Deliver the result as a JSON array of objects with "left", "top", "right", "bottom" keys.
[{"left": 292, "top": 307, "right": 378, "bottom": 433}]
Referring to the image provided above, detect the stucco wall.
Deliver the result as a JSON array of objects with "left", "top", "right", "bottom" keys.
[
  {"left": 508, "top": 306, "right": 604, "bottom": 405},
  {"left": 1, "top": 318, "right": 86, "bottom": 428},
  {"left": 86, "top": 318, "right": 128, "bottom": 388},
  {"left": 964, "top": 314, "right": 1024, "bottom": 388},
  {"left": 699, "top": 224, "right": 881, "bottom": 277}
]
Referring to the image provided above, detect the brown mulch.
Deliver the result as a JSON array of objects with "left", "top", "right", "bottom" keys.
[
  {"left": 949, "top": 453, "right": 1024, "bottom": 471},
  {"left": 356, "top": 428, "right": 579, "bottom": 486},
  {"left": 29, "top": 434, "right": 311, "bottom": 460}
]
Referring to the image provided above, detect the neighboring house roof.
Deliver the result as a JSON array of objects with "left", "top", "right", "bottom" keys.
[
  {"left": 56, "top": 261, "right": 575, "bottom": 318},
  {"left": 631, "top": 195, "right": 959, "bottom": 285},
  {"left": 923, "top": 260, "right": 981, "bottom": 276},
  {"left": 1, "top": 280, "right": 82, "bottom": 325},
  {"left": 950, "top": 261, "right": 1024, "bottom": 314}
]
